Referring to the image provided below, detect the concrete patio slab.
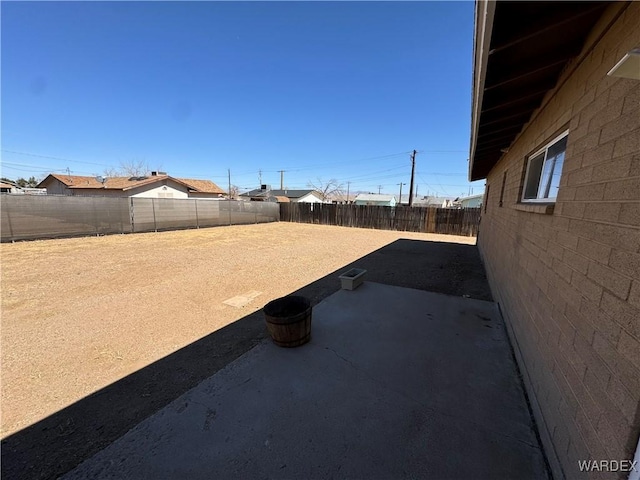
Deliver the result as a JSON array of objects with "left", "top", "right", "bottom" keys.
[{"left": 64, "top": 282, "right": 548, "bottom": 480}]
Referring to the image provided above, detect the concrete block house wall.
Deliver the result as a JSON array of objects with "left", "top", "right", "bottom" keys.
[{"left": 472, "top": 2, "right": 639, "bottom": 479}]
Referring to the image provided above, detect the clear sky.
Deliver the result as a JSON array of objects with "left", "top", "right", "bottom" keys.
[{"left": 1, "top": 1, "right": 484, "bottom": 198}]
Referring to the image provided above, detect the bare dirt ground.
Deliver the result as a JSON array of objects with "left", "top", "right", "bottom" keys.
[
  {"left": 1, "top": 222, "right": 477, "bottom": 439},
  {"left": 1, "top": 222, "right": 493, "bottom": 479}
]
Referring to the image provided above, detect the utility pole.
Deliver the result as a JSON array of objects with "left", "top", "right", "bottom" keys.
[
  {"left": 346, "top": 181, "right": 351, "bottom": 204},
  {"left": 378, "top": 185, "right": 382, "bottom": 194},
  {"left": 259, "top": 169, "right": 262, "bottom": 186},
  {"left": 397, "top": 182, "right": 406, "bottom": 206},
  {"left": 416, "top": 184, "right": 419, "bottom": 198},
  {"left": 408, "top": 150, "right": 417, "bottom": 207},
  {"left": 278, "top": 170, "right": 285, "bottom": 190}
]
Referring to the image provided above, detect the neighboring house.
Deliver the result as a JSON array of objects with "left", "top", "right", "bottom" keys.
[
  {"left": 37, "top": 172, "right": 226, "bottom": 199},
  {"left": 328, "top": 193, "right": 357, "bottom": 205},
  {"left": 240, "top": 185, "right": 324, "bottom": 203},
  {"left": 353, "top": 193, "right": 397, "bottom": 207},
  {"left": 469, "top": 2, "right": 639, "bottom": 479},
  {"left": 0, "top": 182, "right": 46, "bottom": 195},
  {"left": 457, "top": 193, "right": 484, "bottom": 209}
]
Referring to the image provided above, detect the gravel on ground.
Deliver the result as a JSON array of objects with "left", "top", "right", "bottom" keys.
[{"left": 1, "top": 222, "right": 478, "bottom": 439}]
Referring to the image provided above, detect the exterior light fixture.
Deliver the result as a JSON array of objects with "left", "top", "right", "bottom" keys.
[{"left": 607, "top": 47, "right": 640, "bottom": 80}]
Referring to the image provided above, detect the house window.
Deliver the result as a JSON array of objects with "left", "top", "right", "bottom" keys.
[{"left": 522, "top": 131, "right": 568, "bottom": 202}]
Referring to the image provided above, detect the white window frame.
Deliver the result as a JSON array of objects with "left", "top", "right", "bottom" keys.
[{"left": 521, "top": 130, "right": 569, "bottom": 203}]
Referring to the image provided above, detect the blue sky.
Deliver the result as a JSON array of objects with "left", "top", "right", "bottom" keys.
[{"left": 1, "top": 1, "right": 484, "bottom": 198}]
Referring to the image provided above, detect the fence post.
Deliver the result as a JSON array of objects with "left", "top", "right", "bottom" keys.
[
  {"left": 119, "top": 198, "right": 124, "bottom": 233},
  {"left": 91, "top": 197, "right": 98, "bottom": 236},
  {"left": 129, "top": 198, "right": 135, "bottom": 233},
  {"left": 195, "top": 199, "right": 200, "bottom": 229},
  {"left": 152, "top": 198, "right": 157, "bottom": 232},
  {"left": 5, "top": 196, "right": 15, "bottom": 242}
]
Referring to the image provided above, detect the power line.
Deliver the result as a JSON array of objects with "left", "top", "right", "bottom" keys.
[
  {"left": 251, "top": 150, "right": 413, "bottom": 175},
  {"left": 2, "top": 148, "right": 477, "bottom": 189},
  {"left": 1, "top": 149, "right": 234, "bottom": 180},
  {"left": 1, "top": 161, "right": 67, "bottom": 171},
  {"left": 2, "top": 149, "right": 467, "bottom": 174},
  {"left": 340, "top": 164, "right": 408, "bottom": 181},
  {"left": 417, "top": 173, "right": 445, "bottom": 196},
  {"left": 0, "top": 164, "right": 96, "bottom": 176},
  {"left": 416, "top": 150, "right": 467, "bottom": 153},
  {"left": 1, "top": 149, "right": 111, "bottom": 167},
  {"left": 347, "top": 173, "right": 409, "bottom": 184}
]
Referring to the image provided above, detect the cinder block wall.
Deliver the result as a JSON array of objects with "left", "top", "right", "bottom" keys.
[{"left": 477, "top": 4, "right": 640, "bottom": 479}]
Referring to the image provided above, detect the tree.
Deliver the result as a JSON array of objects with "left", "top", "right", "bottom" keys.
[
  {"left": 228, "top": 185, "right": 240, "bottom": 199},
  {"left": 102, "top": 167, "right": 121, "bottom": 177},
  {"left": 103, "top": 158, "right": 153, "bottom": 177},
  {"left": 306, "top": 178, "right": 344, "bottom": 202},
  {"left": 15, "top": 177, "right": 40, "bottom": 187},
  {"left": 120, "top": 159, "right": 151, "bottom": 177}
]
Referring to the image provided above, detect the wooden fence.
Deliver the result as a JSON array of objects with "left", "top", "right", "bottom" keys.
[{"left": 279, "top": 203, "right": 481, "bottom": 237}]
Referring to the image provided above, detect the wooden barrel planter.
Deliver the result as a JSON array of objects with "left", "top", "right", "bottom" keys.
[{"left": 264, "top": 296, "right": 312, "bottom": 347}]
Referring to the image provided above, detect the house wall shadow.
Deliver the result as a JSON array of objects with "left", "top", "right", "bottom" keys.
[{"left": 1, "top": 238, "right": 491, "bottom": 480}]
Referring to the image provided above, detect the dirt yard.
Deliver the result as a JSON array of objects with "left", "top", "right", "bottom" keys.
[{"left": 1, "top": 222, "right": 476, "bottom": 439}]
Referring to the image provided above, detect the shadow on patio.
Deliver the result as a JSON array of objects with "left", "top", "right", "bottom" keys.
[{"left": 1, "top": 238, "right": 549, "bottom": 479}]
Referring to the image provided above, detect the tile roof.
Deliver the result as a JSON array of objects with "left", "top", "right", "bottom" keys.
[
  {"left": 41, "top": 174, "right": 225, "bottom": 194},
  {"left": 176, "top": 178, "right": 226, "bottom": 195}
]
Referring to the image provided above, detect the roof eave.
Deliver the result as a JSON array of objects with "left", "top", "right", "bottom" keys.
[
  {"left": 469, "top": 2, "right": 614, "bottom": 182},
  {"left": 469, "top": 0, "right": 496, "bottom": 182}
]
